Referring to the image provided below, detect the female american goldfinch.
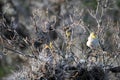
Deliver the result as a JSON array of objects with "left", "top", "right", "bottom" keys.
[
  {"left": 86, "top": 32, "right": 100, "bottom": 49},
  {"left": 44, "top": 42, "right": 53, "bottom": 50},
  {"left": 64, "top": 27, "right": 71, "bottom": 39},
  {"left": 65, "top": 29, "right": 71, "bottom": 39}
]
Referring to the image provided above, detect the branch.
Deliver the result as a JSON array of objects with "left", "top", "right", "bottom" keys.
[
  {"left": 4, "top": 46, "right": 35, "bottom": 58},
  {"left": 108, "top": 66, "right": 120, "bottom": 73}
]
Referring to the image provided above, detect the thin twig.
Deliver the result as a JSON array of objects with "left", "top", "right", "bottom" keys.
[{"left": 4, "top": 46, "right": 36, "bottom": 58}]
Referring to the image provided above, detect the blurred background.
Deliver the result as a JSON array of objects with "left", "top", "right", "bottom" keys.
[{"left": 0, "top": 0, "right": 120, "bottom": 80}]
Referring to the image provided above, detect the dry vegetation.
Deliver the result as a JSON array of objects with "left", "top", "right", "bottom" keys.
[{"left": 0, "top": 0, "right": 120, "bottom": 80}]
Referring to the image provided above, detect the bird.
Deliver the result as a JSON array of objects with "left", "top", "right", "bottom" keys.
[
  {"left": 86, "top": 32, "right": 100, "bottom": 50},
  {"left": 66, "top": 29, "right": 71, "bottom": 39},
  {"left": 63, "top": 27, "right": 72, "bottom": 40},
  {"left": 44, "top": 42, "right": 53, "bottom": 50}
]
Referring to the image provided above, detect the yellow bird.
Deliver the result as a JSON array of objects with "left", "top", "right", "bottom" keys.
[
  {"left": 63, "top": 27, "right": 72, "bottom": 40},
  {"left": 44, "top": 42, "right": 53, "bottom": 50},
  {"left": 86, "top": 32, "right": 100, "bottom": 49},
  {"left": 65, "top": 29, "right": 71, "bottom": 39},
  {"left": 49, "top": 42, "right": 53, "bottom": 49}
]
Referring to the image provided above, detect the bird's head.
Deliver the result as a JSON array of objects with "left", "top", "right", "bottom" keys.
[{"left": 90, "top": 32, "right": 97, "bottom": 39}]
